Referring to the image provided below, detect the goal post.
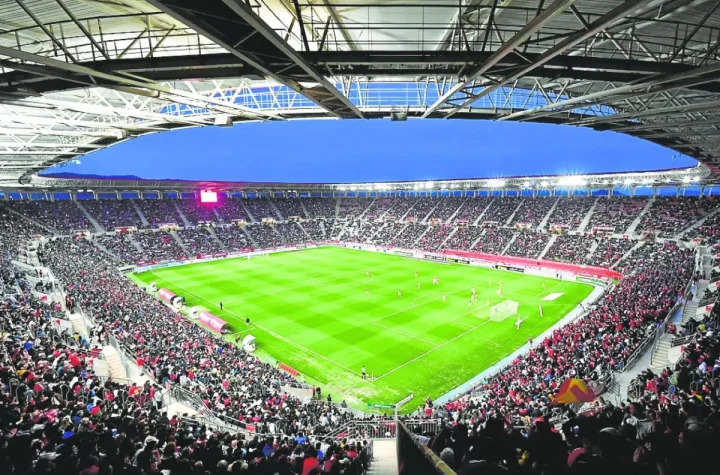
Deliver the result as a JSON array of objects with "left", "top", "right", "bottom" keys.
[{"left": 490, "top": 300, "right": 519, "bottom": 322}]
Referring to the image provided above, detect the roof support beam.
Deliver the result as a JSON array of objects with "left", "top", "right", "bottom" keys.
[
  {"left": 0, "top": 45, "right": 276, "bottom": 121},
  {"left": 321, "top": 0, "right": 357, "bottom": 50},
  {"left": 53, "top": 0, "right": 111, "bottom": 61},
  {"left": 14, "top": 0, "right": 78, "bottom": 64},
  {"left": 569, "top": 99, "right": 720, "bottom": 126},
  {"left": 146, "top": 0, "right": 362, "bottom": 118},
  {"left": 426, "top": 0, "right": 661, "bottom": 118},
  {"left": 499, "top": 60, "right": 720, "bottom": 122},
  {"left": 421, "top": 0, "right": 576, "bottom": 118}
]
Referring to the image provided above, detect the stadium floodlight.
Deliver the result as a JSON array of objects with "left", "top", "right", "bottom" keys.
[
  {"left": 487, "top": 179, "right": 505, "bottom": 188},
  {"left": 540, "top": 181, "right": 550, "bottom": 187},
  {"left": 682, "top": 176, "right": 691, "bottom": 183},
  {"left": 557, "top": 176, "right": 585, "bottom": 187},
  {"left": 523, "top": 181, "right": 531, "bottom": 188},
  {"left": 427, "top": 182, "right": 434, "bottom": 189},
  {"left": 623, "top": 179, "right": 634, "bottom": 186}
]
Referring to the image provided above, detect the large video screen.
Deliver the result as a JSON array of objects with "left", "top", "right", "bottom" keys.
[{"left": 200, "top": 190, "right": 218, "bottom": 203}]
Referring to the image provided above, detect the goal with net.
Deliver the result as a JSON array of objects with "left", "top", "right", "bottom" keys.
[{"left": 490, "top": 300, "right": 520, "bottom": 322}]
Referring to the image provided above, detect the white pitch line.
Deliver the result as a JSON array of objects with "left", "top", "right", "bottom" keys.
[
  {"left": 150, "top": 272, "right": 363, "bottom": 378},
  {"left": 372, "top": 281, "right": 564, "bottom": 381},
  {"left": 370, "top": 322, "right": 440, "bottom": 347}
]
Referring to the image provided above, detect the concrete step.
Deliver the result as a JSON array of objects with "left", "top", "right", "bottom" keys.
[{"left": 368, "top": 440, "right": 397, "bottom": 475}]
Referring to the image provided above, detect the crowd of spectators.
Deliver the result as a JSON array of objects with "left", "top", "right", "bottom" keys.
[
  {"left": 444, "top": 226, "right": 485, "bottom": 251},
  {"left": 481, "top": 198, "right": 522, "bottom": 226},
  {"left": 301, "top": 220, "right": 326, "bottom": 241},
  {"left": 472, "top": 228, "right": 514, "bottom": 255},
  {"left": 272, "top": 199, "right": 307, "bottom": 220},
  {"left": 177, "top": 227, "right": 226, "bottom": 255},
  {"left": 436, "top": 243, "right": 695, "bottom": 473},
  {"left": 586, "top": 237, "right": 635, "bottom": 268},
  {"left": 427, "top": 197, "right": 465, "bottom": 223},
  {"left": 338, "top": 198, "right": 370, "bottom": 219},
  {"left": 404, "top": 198, "right": 438, "bottom": 221},
  {"left": 362, "top": 199, "right": 395, "bottom": 220},
  {"left": 243, "top": 199, "right": 280, "bottom": 222},
  {"left": 136, "top": 200, "right": 183, "bottom": 227},
  {"left": 213, "top": 225, "right": 251, "bottom": 251},
  {"left": 134, "top": 231, "right": 187, "bottom": 262},
  {"left": 23, "top": 236, "right": 376, "bottom": 474},
  {"left": 370, "top": 222, "right": 405, "bottom": 246},
  {"left": 275, "top": 222, "right": 307, "bottom": 245},
  {"left": 7, "top": 200, "right": 91, "bottom": 232},
  {"left": 638, "top": 197, "right": 717, "bottom": 238},
  {"left": 340, "top": 220, "right": 382, "bottom": 243},
  {"left": 418, "top": 225, "right": 454, "bottom": 251},
  {"left": 214, "top": 198, "right": 251, "bottom": 224},
  {"left": 505, "top": 231, "right": 551, "bottom": 258},
  {"left": 687, "top": 211, "right": 720, "bottom": 242},
  {"left": 546, "top": 197, "right": 594, "bottom": 231},
  {"left": 246, "top": 224, "right": 283, "bottom": 248},
  {"left": 383, "top": 199, "right": 418, "bottom": 220},
  {"left": 454, "top": 199, "right": 490, "bottom": 224},
  {"left": 176, "top": 200, "right": 218, "bottom": 225},
  {"left": 391, "top": 223, "right": 428, "bottom": 248},
  {"left": 544, "top": 234, "right": 595, "bottom": 263},
  {"left": 510, "top": 197, "right": 556, "bottom": 227},
  {"left": 588, "top": 197, "right": 647, "bottom": 233},
  {"left": 1, "top": 195, "right": 716, "bottom": 475},
  {"left": 94, "top": 233, "right": 146, "bottom": 264},
  {"left": 83, "top": 199, "right": 143, "bottom": 230},
  {"left": 304, "top": 198, "right": 336, "bottom": 219}
]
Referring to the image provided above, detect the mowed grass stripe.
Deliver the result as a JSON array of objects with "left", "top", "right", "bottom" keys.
[{"left": 135, "top": 247, "right": 593, "bottom": 409}]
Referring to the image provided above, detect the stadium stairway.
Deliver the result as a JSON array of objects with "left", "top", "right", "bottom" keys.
[
  {"left": 585, "top": 239, "right": 600, "bottom": 261},
  {"left": 334, "top": 198, "right": 342, "bottom": 219},
  {"left": 650, "top": 334, "right": 673, "bottom": 370},
  {"left": 102, "top": 346, "right": 129, "bottom": 380},
  {"left": 241, "top": 226, "right": 259, "bottom": 247},
  {"left": 128, "top": 234, "right": 144, "bottom": 254},
  {"left": 367, "top": 440, "right": 398, "bottom": 475},
  {"left": 170, "top": 230, "right": 192, "bottom": 255},
  {"left": 69, "top": 313, "right": 88, "bottom": 338},
  {"left": 172, "top": 202, "right": 192, "bottom": 227},
  {"left": 130, "top": 199, "right": 150, "bottom": 227},
  {"left": 501, "top": 233, "right": 518, "bottom": 255},
  {"left": 537, "top": 198, "right": 559, "bottom": 231},
  {"left": 440, "top": 227, "right": 458, "bottom": 248},
  {"left": 92, "top": 238, "right": 125, "bottom": 262},
  {"left": 538, "top": 234, "right": 558, "bottom": 259},
  {"left": 74, "top": 201, "right": 104, "bottom": 232},
  {"left": 241, "top": 201, "right": 257, "bottom": 223},
  {"left": 297, "top": 222, "right": 313, "bottom": 240},
  {"left": 679, "top": 206, "right": 720, "bottom": 239},
  {"left": 268, "top": 200, "right": 285, "bottom": 220},
  {"left": 205, "top": 226, "right": 228, "bottom": 251},
  {"left": 611, "top": 241, "right": 644, "bottom": 270},
  {"left": 625, "top": 197, "right": 655, "bottom": 235},
  {"left": 445, "top": 199, "right": 465, "bottom": 224},
  {"left": 577, "top": 197, "right": 600, "bottom": 233},
  {"left": 298, "top": 199, "right": 311, "bottom": 219},
  {"left": 420, "top": 202, "right": 441, "bottom": 224},
  {"left": 472, "top": 199, "right": 495, "bottom": 225},
  {"left": 505, "top": 200, "right": 525, "bottom": 225}
]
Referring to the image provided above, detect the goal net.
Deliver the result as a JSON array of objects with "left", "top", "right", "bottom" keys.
[{"left": 490, "top": 300, "right": 519, "bottom": 322}]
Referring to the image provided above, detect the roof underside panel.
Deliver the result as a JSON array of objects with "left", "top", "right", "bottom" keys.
[{"left": 0, "top": 0, "right": 718, "bottom": 185}]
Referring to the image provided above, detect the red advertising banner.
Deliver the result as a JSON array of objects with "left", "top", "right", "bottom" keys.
[{"left": 443, "top": 250, "right": 623, "bottom": 280}]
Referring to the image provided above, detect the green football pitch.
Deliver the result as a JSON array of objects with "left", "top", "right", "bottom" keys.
[{"left": 131, "top": 246, "right": 593, "bottom": 411}]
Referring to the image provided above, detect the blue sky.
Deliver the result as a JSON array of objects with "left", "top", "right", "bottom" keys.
[{"left": 45, "top": 119, "right": 696, "bottom": 183}]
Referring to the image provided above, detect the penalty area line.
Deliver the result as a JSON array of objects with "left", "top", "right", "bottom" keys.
[{"left": 372, "top": 281, "right": 564, "bottom": 381}]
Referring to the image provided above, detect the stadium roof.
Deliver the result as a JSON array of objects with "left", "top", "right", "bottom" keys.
[{"left": 1, "top": 0, "right": 720, "bottom": 188}]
